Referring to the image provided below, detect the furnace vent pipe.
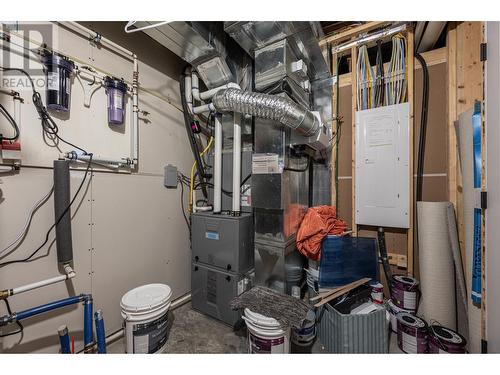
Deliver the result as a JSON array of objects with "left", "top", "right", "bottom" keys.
[
  {"left": 53, "top": 160, "right": 73, "bottom": 264},
  {"left": 232, "top": 113, "right": 241, "bottom": 214},
  {"left": 212, "top": 88, "right": 320, "bottom": 138},
  {"left": 213, "top": 115, "right": 223, "bottom": 213}
]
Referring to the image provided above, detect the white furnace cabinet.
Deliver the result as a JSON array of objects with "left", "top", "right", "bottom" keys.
[{"left": 355, "top": 103, "right": 410, "bottom": 228}]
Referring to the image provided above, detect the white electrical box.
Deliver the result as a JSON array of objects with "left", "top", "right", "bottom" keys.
[{"left": 355, "top": 103, "right": 410, "bottom": 228}]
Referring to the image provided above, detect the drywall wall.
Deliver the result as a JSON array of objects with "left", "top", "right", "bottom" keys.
[
  {"left": 336, "top": 58, "right": 449, "bottom": 280},
  {"left": 0, "top": 22, "right": 191, "bottom": 353}
]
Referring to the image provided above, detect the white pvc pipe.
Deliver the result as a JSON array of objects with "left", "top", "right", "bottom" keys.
[
  {"left": 59, "top": 22, "right": 134, "bottom": 60},
  {"left": 185, "top": 73, "right": 215, "bottom": 115},
  {"left": 232, "top": 113, "right": 242, "bottom": 213},
  {"left": 192, "top": 103, "right": 215, "bottom": 114},
  {"left": 213, "top": 115, "right": 223, "bottom": 213},
  {"left": 11, "top": 265, "right": 75, "bottom": 296},
  {"left": 131, "top": 55, "right": 139, "bottom": 164},
  {"left": 191, "top": 71, "right": 241, "bottom": 101}
]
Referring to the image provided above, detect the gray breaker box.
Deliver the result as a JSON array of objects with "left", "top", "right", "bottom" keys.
[
  {"left": 191, "top": 212, "right": 254, "bottom": 273},
  {"left": 316, "top": 303, "right": 389, "bottom": 353},
  {"left": 191, "top": 262, "right": 252, "bottom": 327}
]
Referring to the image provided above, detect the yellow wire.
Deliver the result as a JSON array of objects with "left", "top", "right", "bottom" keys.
[{"left": 189, "top": 137, "right": 214, "bottom": 212}]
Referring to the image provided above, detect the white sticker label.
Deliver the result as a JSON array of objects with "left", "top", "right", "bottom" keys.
[
  {"left": 47, "top": 71, "right": 59, "bottom": 91},
  {"left": 114, "top": 91, "right": 123, "bottom": 110},
  {"left": 402, "top": 331, "right": 417, "bottom": 353},
  {"left": 252, "top": 153, "right": 280, "bottom": 174},
  {"left": 66, "top": 77, "right": 71, "bottom": 95},
  {"left": 403, "top": 291, "right": 417, "bottom": 310},
  {"left": 241, "top": 184, "right": 251, "bottom": 207}
]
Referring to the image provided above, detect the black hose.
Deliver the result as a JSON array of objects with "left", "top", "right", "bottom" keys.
[
  {"left": 415, "top": 53, "right": 429, "bottom": 202},
  {"left": 0, "top": 103, "right": 20, "bottom": 141},
  {"left": 180, "top": 66, "right": 208, "bottom": 199},
  {"left": 377, "top": 227, "right": 393, "bottom": 295}
]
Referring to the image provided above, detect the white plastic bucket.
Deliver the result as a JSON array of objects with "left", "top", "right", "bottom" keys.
[
  {"left": 292, "top": 310, "right": 316, "bottom": 346},
  {"left": 120, "top": 283, "right": 172, "bottom": 354},
  {"left": 243, "top": 308, "right": 290, "bottom": 354}
]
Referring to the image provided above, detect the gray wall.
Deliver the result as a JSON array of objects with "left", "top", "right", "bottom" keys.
[{"left": 0, "top": 22, "right": 191, "bottom": 352}]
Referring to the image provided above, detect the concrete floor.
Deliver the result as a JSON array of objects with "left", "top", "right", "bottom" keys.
[{"left": 108, "top": 302, "right": 402, "bottom": 354}]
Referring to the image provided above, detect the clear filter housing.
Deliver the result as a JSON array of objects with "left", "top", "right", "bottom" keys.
[
  {"left": 42, "top": 53, "right": 74, "bottom": 112},
  {"left": 104, "top": 76, "right": 127, "bottom": 125}
]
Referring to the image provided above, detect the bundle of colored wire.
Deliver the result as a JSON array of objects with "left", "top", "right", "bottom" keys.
[
  {"left": 356, "top": 45, "right": 375, "bottom": 110},
  {"left": 374, "top": 40, "right": 385, "bottom": 108},
  {"left": 0, "top": 185, "right": 54, "bottom": 259},
  {"left": 189, "top": 136, "right": 213, "bottom": 212},
  {"left": 384, "top": 34, "right": 407, "bottom": 106}
]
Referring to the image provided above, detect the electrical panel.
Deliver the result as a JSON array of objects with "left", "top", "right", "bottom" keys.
[
  {"left": 355, "top": 103, "right": 410, "bottom": 228},
  {"left": 164, "top": 164, "right": 178, "bottom": 188}
]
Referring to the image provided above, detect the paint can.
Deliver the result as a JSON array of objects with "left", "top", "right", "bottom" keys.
[
  {"left": 391, "top": 275, "right": 420, "bottom": 311},
  {"left": 291, "top": 310, "right": 316, "bottom": 347},
  {"left": 386, "top": 299, "right": 413, "bottom": 333},
  {"left": 396, "top": 312, "right": 428, "bottom": 354},
  {"left": 370, "top": 281, "right": 384, "bottom": 304},
  {"left": 428, "top": 325, "right": 467, "bottom": 354},
  {"left": 120, "top": 283, "right": 172, "bottom": 354},
  {"left": 243, "top": 308, "right": 290, "bottom": 354}
]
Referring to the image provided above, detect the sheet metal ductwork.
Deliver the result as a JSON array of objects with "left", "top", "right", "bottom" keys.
[{"left": 212, "top": 88, "right": 320, "bottom": 138}]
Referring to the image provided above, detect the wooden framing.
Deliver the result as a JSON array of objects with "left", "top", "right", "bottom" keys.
[
  {"left": 330, "top": 24, "right": 415, "bottom": 275},
  {"left": 407, "top": 28, "right": 415, "bottom": 277},
  {"left": 351, "top": 45, "right": 358, "bottom": 236},
  {"left": 331, "top": 57, "right": 339, "bottom": 207}
]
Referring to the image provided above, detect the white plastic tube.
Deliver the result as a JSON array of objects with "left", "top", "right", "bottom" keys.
[
  {"left": 59, "top": 22, "right": 134, "bottom": 61},
  {"left": 131, "top": 55, "right": 139, "bottom": 164},
  {"left": 185, "top": 73, "right": 215, "bottom": 115},
  {"left": 10, "top": 265, "right": 75, "bottom": 297},
  {"left": 191, "top": 72, "right": 241, "bottom": 101},
  {"left": 213, "top": 115, "right": 222, "bottom": 213},
  {"left": 232, "top": 113, "right": 242, "bottom": 213}
]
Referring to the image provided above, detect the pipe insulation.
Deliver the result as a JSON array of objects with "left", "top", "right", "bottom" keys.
[
  {"left": 417, "top": 202, "right": 468, "bottom": 339},
  {"left": 212, "top": 88, "right": 320, "bottom": 137},
  {"left": 53, "top": 160, "right": 73, "bottom": 264}
]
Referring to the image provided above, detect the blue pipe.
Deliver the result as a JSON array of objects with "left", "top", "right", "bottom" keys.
[
  {"left": 94, "top": 310, "right": 107, "bottom": 354},
  {"left": 58, "top": 325, "right": 71, "bottom": 354},
  {"left": 13, "top": 294, "right": 87, "bottom": 322},
  {"left": 83, "top": 297, "right": 94, "bottom": 351}
]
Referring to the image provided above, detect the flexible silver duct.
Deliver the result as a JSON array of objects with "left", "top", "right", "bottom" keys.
[{"left": 212, "top": 88, "right": 319, "bottom": 137}]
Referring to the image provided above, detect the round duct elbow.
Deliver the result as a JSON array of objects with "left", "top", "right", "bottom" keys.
[{"left": 212, "top": 88, "right": 319, "bottom": 137}]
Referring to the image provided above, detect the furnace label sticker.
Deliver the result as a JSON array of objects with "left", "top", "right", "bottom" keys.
[
  {"left": 252, "top": 153, "right": 280, "bottom": 174},
  {"left": 205, "top": 231, "right": 219, "bottom": 240}
]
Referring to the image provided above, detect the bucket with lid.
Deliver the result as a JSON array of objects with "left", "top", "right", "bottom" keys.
[
  {"left": 386, "top": 299, "right": 413, "bottom": 333},
  {"left": 391, "top": 275, "right": 420, "bottom": 312},
  {"left": 291, "top": 309, "right": 316, "bottom": 347},
  {"left": 369, "top": 281, "right": 384, "bottom": 304},
  {"left": 243, "top": 308, "right": 290, "bottom": 354},
  {"left": 428, "top": 325, "right": 467, "bottom": 354},
  {"left": 396, "top": 312, "right": 428, "bottom": 354},
  {"left": 120, "top": 283, "right": 172, "bottom": 354}
]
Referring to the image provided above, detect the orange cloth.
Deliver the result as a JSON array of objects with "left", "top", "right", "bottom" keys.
[{"left": 296, "top": 205, "right": 348, "bottom": 261}]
